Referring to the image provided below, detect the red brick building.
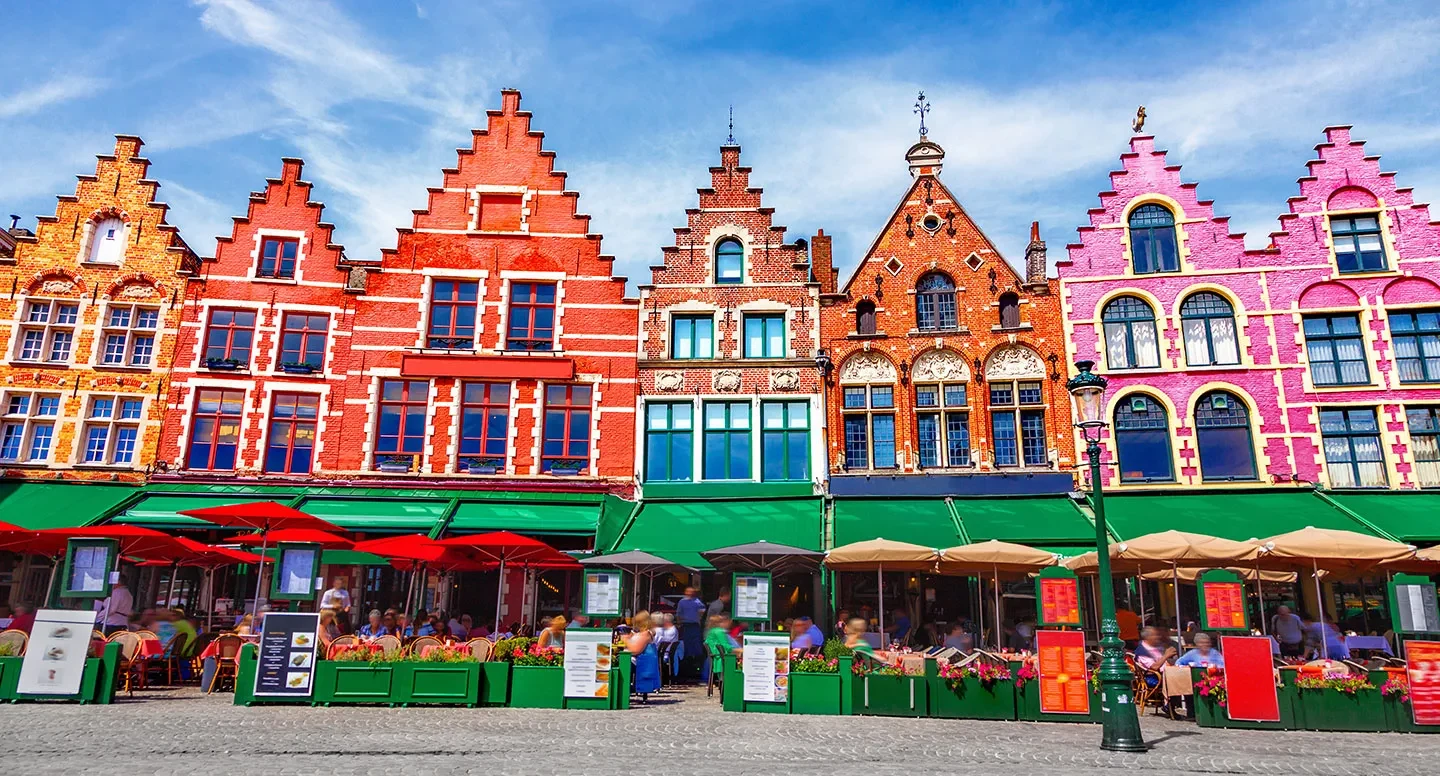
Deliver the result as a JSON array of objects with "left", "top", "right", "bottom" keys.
[
  {"left": 818, "top": 130, "right": 1073, "bottom": 490},
  {"left": 635, "top": 141, "right": 826, "bottom": 489},
  {"left": 158, "top": 158, "right": 363, "bottom": 478}
]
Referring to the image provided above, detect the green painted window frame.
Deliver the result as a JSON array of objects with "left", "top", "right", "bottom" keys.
[
  {"left": 742, "top": 314, "right": 785, "bottom": 358},
  {"left": 644, "top": 402, "right": 694, "bottom": 482},
  {"left": 760, "top": 400, "right": 809, "bottom": 482},
  {"left": 62, "top": 537, "right": 117, "bottom": 600},
  {"left": 703, "top": 401, "right": 751, "bottom": 480}
]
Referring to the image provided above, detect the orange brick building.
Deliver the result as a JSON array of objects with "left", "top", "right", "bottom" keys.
[
  {"left": 818, "top": 130, "right": 1074, "bottom": 491},
  {"left": 0, "top": 136, "right": 198, "bottom": 481}
]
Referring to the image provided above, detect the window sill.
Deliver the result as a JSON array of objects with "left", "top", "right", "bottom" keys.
[
  {"left": 1308, "top": 382, "right": 1377, "bottom": 392},
  {"left": 907, "top": 328, "right": 969, "bottom": 337},
  {"left": 249, "top": 276, "right": 299, "bottom": 285},
  {"left": 72, "top": 463, "right": 137, "bottom": 471},
  {"left": 642, "top": 357, "right": 815, "bottom": 368},
  {"left": 0, "top": 461, "right": 52, "bottom": 469},
  {"left": 9, "top": 360, "right": 71, "bottom": 369},
  {"left": 846, "top": 332, "right": 887, "bottom": 340},
  {"left": 990, "top": 324, "right": 1033, "bottom": 333},
  {"left": 78, "top": 260, "right": 124, "bottom": 269},
  {"left": 94, "top": 363, "right": 155, "bottom": 373},
  {"left": 1333, "top": 268, "right": 1399, "bottom": 279}
]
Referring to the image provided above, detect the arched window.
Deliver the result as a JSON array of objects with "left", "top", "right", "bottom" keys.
[
  {"left": 856, "top": 301, "right": 876, "bottom": 335},
  {"left": 1114, "top": 394, "right": 1173, "bottom": 482},
  {"left": 998, "top": 292, "right": 1020, "bottom": 329},
  {"left": 1128, "top": 204, "right": 1178, "bottom": 274},
  {"left": 916, "top": 272, "right": 957, "bottom": 331},
  {"left": 87, "top": 217, "right": 125, "bottom": 264},
  {"left": 1179, "top": 292, "right": 1239, "bottom": 366},
  {"left": 1101, "top": 296, "right": 1160, "bottom": 369},
  {"left": 715, "top": 238, "right": 743, "bottom": 284},
  {"left": 1195, "top": 391, "right": 1256, "bottom": 481}
]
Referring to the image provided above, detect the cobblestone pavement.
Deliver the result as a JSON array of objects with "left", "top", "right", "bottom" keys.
[{"left": 1, "top": 686, "right": 1434, "bottom": 776}]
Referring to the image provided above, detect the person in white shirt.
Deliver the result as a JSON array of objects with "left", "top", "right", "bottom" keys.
[
  {"left": 319, "top": 577, "right": 352, "bottom": 630},
  {"left": 95, "top": 580, "right": 134, "bottom": 635},
  {"left": 656, "top": 613, "right": 679, "bottom": 643},
  {"left": 1271, "top": 605, "right": 1305, "bottom": 657},
  {"left": 449, "top": 615, "right": 469, "bottom": 640}
]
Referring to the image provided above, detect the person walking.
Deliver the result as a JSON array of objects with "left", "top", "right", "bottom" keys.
[
  {"left": 675, "top": 587, "right": 706, "bottom": 680},
  {"left": 1271, "top": 605, "right": 1305, "bottom": 657},
  {"left": 705, "top": 588, "right": 732, "bottom": 623}
]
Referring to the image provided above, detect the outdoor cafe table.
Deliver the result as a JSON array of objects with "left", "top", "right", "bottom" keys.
[{"left": 138, "top": 639, "right": 164, "bottom": 660}]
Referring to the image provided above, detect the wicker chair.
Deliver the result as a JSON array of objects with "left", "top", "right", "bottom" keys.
[
  {"left": 372, "top": 634, "right": 402, "bottom": 654},
  {"left": 206, "top": 635, "right": 244, "bottom": 694},
  {"left": 407, "top": 635, "right": 443, "bottom": 658},
  {"left": 0, "top": 629, "right": 28, "bottom": 656},
  {"left": 107, "top": 631, "right": 144, "bottom": 694},
  {"left": 326, "top": 635, "right": 358, "bottom": 660},
  {"left": 465, "top": 638, "right": 493, "bottom": 662}
]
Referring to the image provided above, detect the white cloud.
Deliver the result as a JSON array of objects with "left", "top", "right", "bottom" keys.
[
  {"left": 0, "top": 75, "right": 104, "bottom": 119},
  {"left": 156, "top": 180, "right": 234, "bottom": 253}
]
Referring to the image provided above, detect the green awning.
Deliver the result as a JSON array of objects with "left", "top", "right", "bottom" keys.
[
  {"left": 612, "top": 498, "right": 823, "bottom": 570},
  {"left": 448, "top": 500, "right": 601, "bottom": 535},
  {"left": 1325, "top": 493, "right": 1440, "bottom": 543},
  {"left": 0, "top": 481, "right": 140, "bottom": 529},
  {"left": 1098, "top": 491, "right": 1377, "bottom": 542},
  {"left": 294, "top": 497, "right": 449, "bottom": 532},
  {"left": 953, "top": 496, "right": 1094, "bottom": 545},
  {"left": 833, "top": 497, "right": 959, "bottom": 548},
  {"left": 112, "top": 494, "right": 278, "bottom": 527}
]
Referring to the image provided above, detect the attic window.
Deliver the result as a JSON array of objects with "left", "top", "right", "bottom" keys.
[
  {"left": 965, "top": 253, "right": 984, "bottom": 272},
  {"left": 883, "top": 257, "right": 903, "bottom": 276},
  {"left": 921, "top": 213, "right": 942, "bottom": 234}
]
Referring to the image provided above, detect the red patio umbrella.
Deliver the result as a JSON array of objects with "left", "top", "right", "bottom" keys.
[
  {"left": 178, "top": 501, "right": 342, "bottom": 615},
  {"left": 353, "top": 534, "right": 467, "bottom": 616},
  {"left": 234, "top": 529, "right": 354, "bottom": 550},
  {"left": 2, "top": 524, "right": 92, "bottom": 607},
  {"left": 42, "top": 525, "right": 194, "bottom": 628},
  {"left": 438, "top": 531, "right": 571, "bottom": 632}
]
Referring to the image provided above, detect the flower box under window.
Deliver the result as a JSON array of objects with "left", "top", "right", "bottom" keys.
[
  {"left": 280, "top": 362, "right": 317, "bottom": 375},
  {"left": 204, "top": 358, "right": 245, "bottom": 371},
  {"left": 458, "top": 457, "right": 504, "bottom": 475}
]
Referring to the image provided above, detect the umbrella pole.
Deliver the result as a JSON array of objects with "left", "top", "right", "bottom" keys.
[
  {"left": 1172, "top": 562, "right": 1183, "bottom": 652},
  {"left": 1313, "top": 558, "right": 1327, "bottom": 660},
  {"left": 993, "top": 564, "right": 1002, "bottom": 651},
  {"left": 166, "top": 561, "right": 179, "bottom": 609},
  {"left": 494, "top": 557, "right": 506, "bottom": 634},
  {"left": 206, "top": 567, "right": 215, "bottom": 634},
  {"left": 44, "top": 556, "right": 60, "bottom": 609},
  {"left": 251, "top": 528, "right": 270, "bottom": 619},
  {"left": 405, "top": 565, "right": 419, "bottom": 622},
  {"left": 877, "top": 565, "right": 885, "bottom": 650},
  {"left": 1138, "top": 565, "right": 1146, "bottom": 627},
  {"left": 1255, "top": 559, "right": 1266, "bottom": 635}
]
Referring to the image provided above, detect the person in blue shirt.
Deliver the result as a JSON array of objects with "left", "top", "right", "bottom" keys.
[
  {"left": 1175, "top": 632, "right": 1224, "bottom": 668},
  {"left": 884, "top": 608, "right": 911, "bottom": 645},
  {"left": 358, "top": 610, "right": 389, "bottom": 638},
  {"left": 675, "top": 587, "right": 707, "bottom": 679}
]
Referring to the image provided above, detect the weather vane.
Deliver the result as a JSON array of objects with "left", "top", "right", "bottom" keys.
[
  {"left": 914, "top": 91, "right": 930, "bottom": 139},
  {"left": 727, "top": 105, "right": 736, "bottom": 145}
]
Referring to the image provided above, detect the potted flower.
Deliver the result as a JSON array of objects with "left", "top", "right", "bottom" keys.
[
  {"left": 375, "top": 454, "right": 415, "bottom": 473},
  {"left": 851, "top": 652, "right": 927, "bottom": 717},
  {"left": 458, "top": 456, "right": 504, "bottom": 475},
  {"left": 0, "top": 640, "right": 121, "bottom": 704},
  {"left": 789, "top": 647, "right": 844, "bottom": 716},
  {"left": 204, "top": 357, "right": 245, "bottom": 371},
  {"left": 1011, "top": 655, "right": 1102, "bottom": 723},
  {"left": 930, "top": 657, "right": 1016, "bottom": 720},
  {"left": 1294, "top": 669, "right": 1384, "bottom": 732},
  {"left": 547, "top": 459, "right": 586, "bottom": 476},
  {"left": 279, "top": 360, "right": 317, "bottom": 375},
  {"left": 508, "top": 640, "right": 565, "bottom": 709},
  {"left": 1190, "top": 666, "right": 1299, "bottom": 730}
]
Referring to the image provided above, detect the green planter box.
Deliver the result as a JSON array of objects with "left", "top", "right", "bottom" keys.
[
  {"left": 789, "top": 672, "right": 843, "bottom": 716},
  {"left": 1383, "top": 695, "right": 1440, "bottom": 733},
  {"left": 1295, "top": 685, "right": 1386, "bottom": 732},
  {"left": 315, "top": 661, "right": 398, "bottom": 705},
  {"left": 1190, "top": 668, "right": 1300, "bottom": 730},
  {"left": 234, "top": 644, "right": 309, "bottom": 706},
  {"left": 478, "top": 661, "right": 510, "bottom": 706},
  {"left": 929, "top": 676, "right": 1017, "bottom": 720},
  {"left": 508, "top": 656, "right": 632, "bottom": 710},
  {"left": 851, "top": 673, "right": 928, "bottom": 717},
  {"left": 0, "top": 643, "right": 119, "bottom": 705},
  {"left": 399, "top": 663, "right": 479, "bottom": 706},
  {"left": 1012, "top": 662, "right": 1100, "bottom": 723}
]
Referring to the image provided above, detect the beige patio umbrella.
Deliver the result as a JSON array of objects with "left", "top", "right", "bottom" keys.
[
  {"left": 1137, "top": 566, "right": 1296, "bottom": 583},
  {"left": 825, "top": 538, "right": 939, "bottom": 647},
  {"left": 1257, "top": 527, "right": 1415, "bottom": 658},
  {"left": 937, "top": 541, "right": 1056, "bottom": 650},
  {"left": 1117, "top": 531, "right": 1263, "bottom": 647},
  {"left": 1380, "top": 544, "right": 1440, "bottom": 574}
]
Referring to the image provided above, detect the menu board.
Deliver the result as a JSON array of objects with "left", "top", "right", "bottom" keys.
[
  {"left": 1199, "top": 570, "right": 1248, "bottom": 632},
  {"left": 583, "top": 569, "right": 623, "bottom": 618},
  {"left": 1221, "top": 636, "right": 1280, "bottom": 722},
  {"left": 1406, "top": 640, "right": 1440, "bottom": 726},
  {"left": 272, "top": 543, "right": 321, "bottom": 601},
  {"left": 733, "top": 573, "right": 772, "bottom": 622},
  {"left": 1391, "top": 575, "right": 1440, "bottom": 634},
  {"left": 741, "top": 633, "right": 790, "bottom": 704},
  {"left": 1036, "top": 573, "right": 1082, "bottom": 628},
  {"left": 63, "top": 539, "right": 116, "bottom": 599},
  {"left": 253, "top": 612, "right": 320, "bottom": 697},
  {"left": 1035, "top": 630, "right": 1089, "bottom": 714},
  {"left": 563, "top": 628, "right": 613, "bottom": 699},
  {"left": 16, "top": 609, "right": 97, "bottom": 696}
]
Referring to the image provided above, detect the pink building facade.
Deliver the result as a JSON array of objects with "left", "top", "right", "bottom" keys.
[{"left": 1060, "top": 127, "right": 1440, "bottom": 492}]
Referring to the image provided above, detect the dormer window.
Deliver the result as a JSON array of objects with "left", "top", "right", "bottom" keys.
[
  {"left": 715, "top": 239, "right": 743, "bottom": 284},
  {"left": 1330, "top": 215, "right": 1387, "bottom": 273},
  {"left": 87, "top": 217, "right": 125, "bottom": 264},
  {"left": 856, "top": 301, "right": 877, "bottom": 335},
  {"left": 998, "top": 292, "right": 1020, "bottom": 329},
  {"left": 258, "top": 237, "right": 299, "bottom": 279},
  {"left": 1128, "top": 204, "right": 1178, "bottom": 274},
  {"left": 916, "top": 272, "right": 957, "bottom": 331}
]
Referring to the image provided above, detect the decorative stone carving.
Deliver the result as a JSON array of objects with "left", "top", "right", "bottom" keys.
[
  {"left": 714, "top": 370, "right": 742, "bottom": 393},
  {"left": 346, "top": 266, "right": 368, "bottom": 292},
  {"left": 985, "top": 345, "right": 1045, "bottom": 380},
  {"left": 770, "top": 369, "right": 800, "bottom": 391},
  {"left": 41, "top": 279, "right": 75, "bottom": 294},
  {"left": 839, "top": 351, "right": 897, "bottom": 384},
  {"left": 655, "top": 371, "right": 685, "bottom": 392},
  {"left": 911, "top": 349, "right": 970, "bottom": 383},
  {"left": 119, "top": 283, "right": 158, "bottom": 298}
]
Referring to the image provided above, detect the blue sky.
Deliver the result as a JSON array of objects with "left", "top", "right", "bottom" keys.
[{"left": 4, "top": 0, "right": 1439, "bottom": 288}]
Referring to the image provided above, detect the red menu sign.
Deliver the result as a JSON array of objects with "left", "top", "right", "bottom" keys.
[
  {"left": 1036, "top": 630, "right": 1090, "bottom": 714},
  {"left": 1039, "top": 576, "right": 1082, "bottom": 627},
  {"left": 1220, "top": 636, "right": 1279, "bottom": 722},
  {"left": 1202, "top": 580, "right": 1247, "bottom": 631},
  {"left": 1406, "top": 640, "right": 1440, "bottom": 726}
]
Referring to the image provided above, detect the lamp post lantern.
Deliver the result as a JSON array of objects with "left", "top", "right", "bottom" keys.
[{"left": 1066, "top": 360, "right": 1147, "bottom": 752}]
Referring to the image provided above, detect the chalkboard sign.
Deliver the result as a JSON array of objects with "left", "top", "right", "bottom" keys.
[
  {"left": 253, "top": 612, "right": 321, "bottom": 697},
  {"left": 1390, "top": 573, "right": 1440, "bottom": 635}
]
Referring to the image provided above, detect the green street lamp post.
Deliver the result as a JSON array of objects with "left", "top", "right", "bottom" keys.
[{"left": 1066, "top": 360, "right": 1147, "bottom": 753}]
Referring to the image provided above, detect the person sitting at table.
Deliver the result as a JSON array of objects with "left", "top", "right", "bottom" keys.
[
  {"left": 628, "top": 611, "right": 661, "bottom": 701},
  {"left": 358, "top": 609, "right": 389, "bottom": 638},
  {"left": 170, "top": 608, "right": 198, "bottom": 651},
  {"left": 535, "top": 616, "right": 567, "bottom": 649},
  {"left": 8, "top": 603, "right": 36, "bottom": 635},
  {"left": 790, "top": 618, "right": 818, "bottom": 650},
  {"left": 1176, "top": 632, "right": 1224, "bottom": 668},
  {"left": 702, "top": 613, "right": 739, "bottom": 682},
  {"left": 656, "top": 613, "right": 679, "bottom": 644},
  {"left": 842, "top": 616, "right": 875, "bottom": 657},
  {"left": 1308, "top": 614, "right": 1350, "bottom": 660},
  {"left": 1134, "top": 626, "right": 1177, "bottom": 669},
  {"left": 319, "top": 610, "right": 343, "bottom": 643},
  {"left": 943, "top": 623, "right": 974, "bottom": 653},
  {"left": 453, "top": 614, "right": 472, "bottom": 640}
]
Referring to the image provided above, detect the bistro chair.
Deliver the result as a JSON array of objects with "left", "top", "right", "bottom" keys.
[
  {"left": 408, "top": 636, "right": 443, "bottom": 657},
  {"left": 134, "top": 629, "right": 160, "bottom": 644},
  {"left": 705, "top": 644, "right": 726, "bottom": 698},
  {"left": 657, "top": 641, "right": 678, "bottom": 688},
  {"left": 107, "top": 631, "right": 145, "bottom": 695},
  {"left": 373, "top": 634, "right": 402, "bottom": 654},
  {"left": 464, "top": 638, "right": 493, "bottom": 662},
  {"left": 0, "top": 629, "right": 28, "bottom": 656},
  {"left": 207, "top": 634, "right": 244, "bottom": 694},
  {"left": 327, "top": 635, "right": 358, "bottom": 659}
]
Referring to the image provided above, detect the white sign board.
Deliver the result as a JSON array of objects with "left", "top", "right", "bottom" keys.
[
  {"left": 734, "top": 574, "right": 771, "bottom": 621},
  {"left": 741, "top": 633, "right": 790, "bottom": 704},
  {"left": 563, "top": 629, "right": 613, "bottom": 699},
  {"left": 17, "top": 609, "right": 97, "bottom": 696},
  {"left": 583, "top": 571, "right": 622, "bottom": 617}
]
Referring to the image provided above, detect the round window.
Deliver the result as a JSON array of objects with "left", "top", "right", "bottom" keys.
[{"left": 921, "top": 214, "right": 942, "bottom": 233}]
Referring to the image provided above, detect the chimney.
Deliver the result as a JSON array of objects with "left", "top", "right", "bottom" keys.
[
  {"left": 811, "top": 230, "right": 835, "bottom": 294},
  {"left": 1024, "top": 221, "right": 1047, "bottom": 286}
]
